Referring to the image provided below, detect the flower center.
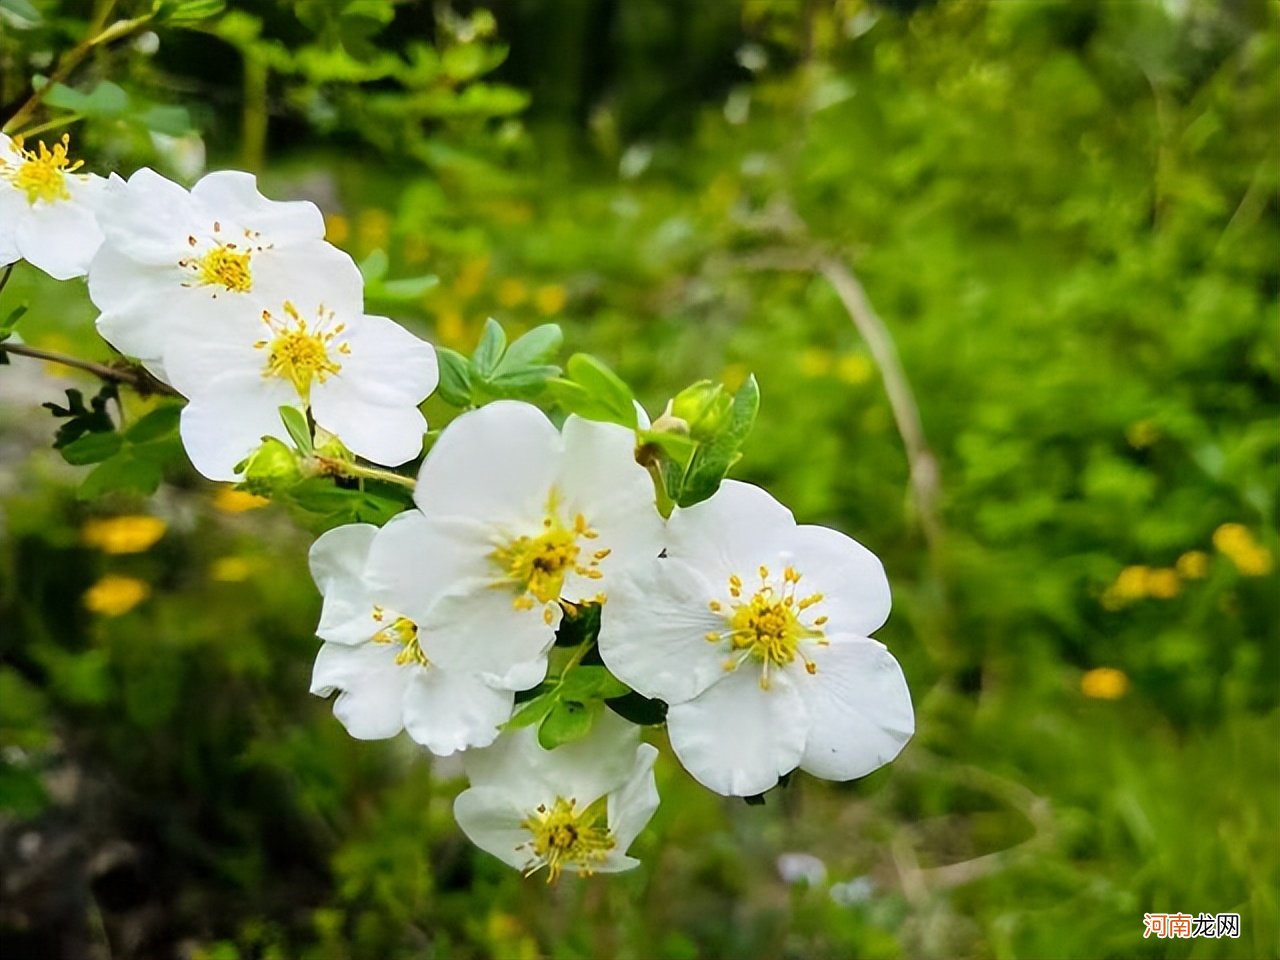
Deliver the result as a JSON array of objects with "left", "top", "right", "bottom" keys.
[
  {"left": 371, "top": 606, "right": 428, "bottom": 667},
  {"left": 490, "top": 491, "right": 610, "bottom": 621},
  {"left": 254, "top": 301, "right": 348, "bottom": 401},
  {"left": 178, "top": 221, "right": 268, "bottom": 294},
  {"left": 196, "top": 246, "right": 253, "bottom": 292},
  {"left": 705, "top": 565, "right": 828, "bottom": 689},
  {"left": 518, "top": 796, "right": 615, "bottom": 883},
  {"left": 3, "top": 134, "right": 83, "bottom": 205}
]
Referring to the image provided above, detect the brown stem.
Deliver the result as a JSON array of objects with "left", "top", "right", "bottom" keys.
[{"left": 0, "top": 341, "right": 182, "bottom": 397}]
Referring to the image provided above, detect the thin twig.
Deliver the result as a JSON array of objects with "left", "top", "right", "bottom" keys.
[
  {"left": 0, "top": 341, "right": 181, "bottom": 397},
  {"left": 313, "top": 455, "right": 417, "bottom": 490},
  {"left": 0, "top": 264, "right": 13, "bottom": 298}
]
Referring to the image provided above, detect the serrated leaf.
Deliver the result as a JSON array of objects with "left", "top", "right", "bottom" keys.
[
  {"left": 537, "top": 699, "right": 596, "bottom": 749},
  {"left": 279, "top": 405, "right": 313, "bottom": 453},
  {"left": 435, "top": 347, "right": 472, "bottom": 406},
  {"left": 495, "top": 323, "right": 563, "bottom": 376},
  {"left": 470, "top": 318, "right": 507, "bottom": 377},
  {"left": 677, "top": 374, "right": 760, "bottom": 506},
  {"left": 60, "top": 430, "right": 123, "bottom": 465},
  {"left": 563, "top": 353, "right": 636, "bottom": 427}
]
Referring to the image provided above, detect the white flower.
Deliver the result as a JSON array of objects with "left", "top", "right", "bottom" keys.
[
  {"left": 365, "top": 400, "right": 665, "bottom": 640},
  {"left": 598, "top": 480, "right": 913, "bottom": 797},
  {"left": 0, "top": 133, "right": 105, "bottom": 280},
  {"left": 89, "top": 167, "right": 355, "bottom": 377},
  {"left": 454, "top": 712, "right": 659, "bottom": 881},
  {"left": 159, "top": 265, "right": 437, "bottom": 480},
  {"left": 308, "top": 522, "right": 552, "bottom": 755}
]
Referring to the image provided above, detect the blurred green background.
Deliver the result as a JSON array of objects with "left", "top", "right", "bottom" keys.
[{"left": 1, "top": 0, "right": 1277, "bottom": 957}]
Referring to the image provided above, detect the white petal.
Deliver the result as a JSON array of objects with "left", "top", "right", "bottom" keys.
[
  {"left": 252, "top": 242, "right": 364, "bottom": 319},
  {"left": 310, "top": 378, "right": 427, "bottom": 467},
  {"left": 15, "top": 198, "right": 103, "bottom": 279},
  {"left": 784, "top": 524, "right": 891, "bottom": 637},
  {"left": 665, "top": 480, "right": 797, "bottom": 584},
  {"left": 462, "top": 713, "right": 641, "bottom": 811},
  {"left": 597, "top": 557, "right": 730, "bottom": 704},
  {"left": 454, "top": 786, "right": 541, "bottom": 872},
  {"left": 413, "top": 401, "right": 560, "bottom": 525},
  {"left": 191, "top": 170, "right": 325, "bottom": 244},
  {"left": 309, "top": 524, "right": 380, "bottom": 645},
  {"left": 178, "top": 370, "right": 298, "bottom": 480},
  {"left": 797, "top": 636, "right": 913, "bottom": 781},
  {"left": 666, "top": 667, "right": 808, "bottom": 797},
  {"left": 89, "top": 245, "right": 175, "bottom": 365},
  {"left": 555, "top": 415, "right": 665, "bottom": 603},
  {"left": 325, "top": 313, "right": 438, "bottom": 407},
  {"left": 162, "top": 318, "right": 267, "bottom": 399},
  {"left": 419, "top": 588, "right": 554, "bottom": 685},
  {"left": 365, "top": 512, "right": 495, "bottom": 623},
  {"left": 96, "top": 167, "right": 196, "bottom": 264},
  {"left": 401, "top": 668, "right": 514, "bottom": 755},
  {"left": 310, "top": 641, "right": 408, "bottom": 739},
  {"left": 604, "top": 742, "right": 660, "bottom": 862}
]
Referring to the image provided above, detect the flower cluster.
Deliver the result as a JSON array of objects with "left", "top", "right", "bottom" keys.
[{"left": 2, "top": 132, "right": 914, "bottom": 881}]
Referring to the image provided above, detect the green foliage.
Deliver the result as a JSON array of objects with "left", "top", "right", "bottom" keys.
[{"left": 1, "top": 0, "right": 1277, "bottom": 958}]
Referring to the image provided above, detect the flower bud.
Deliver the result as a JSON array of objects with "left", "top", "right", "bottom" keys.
[
  {"left": 236, "top": 437, "right": 303, "bottom": 492},
  {"left": 668, "top": 380, "right": 733, "bottom": 440}
]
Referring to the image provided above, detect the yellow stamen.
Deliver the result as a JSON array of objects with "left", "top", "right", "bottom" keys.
[
  {"left": 3, "top": 134, "right": 83, "bottom": 205},
  {"left": 256, "top": 301, "right": 344, "bottom": 400},
  {"left": 371, "top": 610, "right": 428, "bottom": 667},
  {"left": 490, "top": 490, "right": 608, "bottom": 610},
  {"left": 519, "top": 797, "right": 615, "bottom": 883},
  {"left": 710, "top": 567, "right": 828, "bottom": 685}
]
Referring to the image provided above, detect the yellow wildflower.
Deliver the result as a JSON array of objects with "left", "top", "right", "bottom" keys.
[
  {"left": 497, "top": 278, "right": 529, "bottom": 308},
  {"left": 323, "top": 213, "right": 350, "bottom": 246},
  {"left": 1081, "top": 667, "right": 1130, "bottom": 700},
  {"left": 84, "top": 575, "right": 150, "bottom": 617},
  {"left": 533, "top": 283, "right": 567, "bottom": 316},
  {"left": 1145, "top": 568, "right": 1181, "bottom": 599},
  {"left": 836, "top": 353, "right": 874, "bottom": 385},
  {"left": 211, "top": 556, "right": 255, "bottom": 583},
  {"left": 82, "top": 515, "right": 166, "bottom": 554},
  {"left": 213, "top": 488, "right": 270, "bottom": 513},
  {"left": 1175, "top": 550, "right": 1209, "bottom": 580}
]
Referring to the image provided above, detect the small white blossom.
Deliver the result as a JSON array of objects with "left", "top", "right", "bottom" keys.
[
  {"left": 308, "top": 523, "right": 551, "bottom": 755},
  {"left": 454, "top": 713, "right": 659, "bottom": 881},
  {"left": 160, "top": 265, "right": 436, "bottom": 480},
  {"left": 0, "top": 133, "right": 105, "bottom": 280},
  {"left": 364, "top": 399, "right": 665, "bottom": 652},
  {"left": 598, "top": 480, "right": 914, "bottom": 797},
  {"left": 88, "top": 167, "right": 355, "bottom": 377}
]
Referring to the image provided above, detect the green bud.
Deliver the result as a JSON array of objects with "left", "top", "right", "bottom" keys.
[
  {"left": 236, "top": 437, "right": 303, "bottom": 492},
  {"left": 313, "top": 427, "right": 354, "bottom": 462},
  {"left": 669, "top": 380, "right": 733, "bottom": 439}
]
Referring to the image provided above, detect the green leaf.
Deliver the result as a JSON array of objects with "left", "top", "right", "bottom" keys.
[
  {"left": 0, "top": 0, "right": 40, "bottom": 27},
  {"left": 554, "top": 602, "right": 602, "bottom": 648},
  {"left": 375, "top": 275, "right": 439, "bottom": 300},
  {"left": 470, "top": 318, "right": 507, "bottom": 377},
  {"left": 279, "top": 406, "right": 313, "bottom": 453},
  {"left": 537, "top": 699, "right": 596, "bottom": 749},
  {"left": 125, "top": 404, "right": 182, "bottom": 444},
  {"left": 358, "top": 249, "right": 389, "bottom": 282},
  {"left": 495, "top": 323, "right": 563, "bottom": 376},
  {"left": 43, "top": 80, "right": 128, "bottom": 118},
  {"left": 158, "top": 0, "right": 227, "bottom": 22},
  {"left": 561, "top": 353, "right": 637, "bottom": 427},
  {"left": 558, "top": 665, "right": 629, "bottom": 702},
  {"left": 484, "top": 365, "right": 560, "bottom": 400},
  {"left": 137, "top": 104, "right": 192, "bottom": 136},
  {"left": 60, "top": 430, "right": 123, "bottom": 465},
  {"left": 505, "top": 690, "right": 557, "bottom": 730},
  {"left": 677, "top": 374, "right": 760, "bottom": 506},
  {"left": 79, "top": 452, "right": 163, "bottom": 499},
  {"left": 435, "top": 347, "right": 473, "bottom": 406},
  {"left": 0, "top": 304, "right": 29, "bottom": 341}
]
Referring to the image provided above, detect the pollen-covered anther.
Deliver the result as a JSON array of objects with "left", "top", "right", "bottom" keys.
[
  {"left": 370, "top": 610, "right": 428, "bottom": 668},
  {"left": 3, "top": 134, "right": 83, "bottom": 205},
  {"left": 713, "top": 566, "right": 829, "bottom": 686},
  {"left": 255, "top": 301, "right": 345, "bottom": 399},
  {"left": 490, "top": 493, "right": 607, "bottom": 610},
  {"left": 518, "top": 796, "right": 615, "bottom": 883}
]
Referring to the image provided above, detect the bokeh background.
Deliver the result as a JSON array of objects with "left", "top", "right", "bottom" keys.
[{"left": 1, "top": 0, "right": 1277, "bottom": 957}]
